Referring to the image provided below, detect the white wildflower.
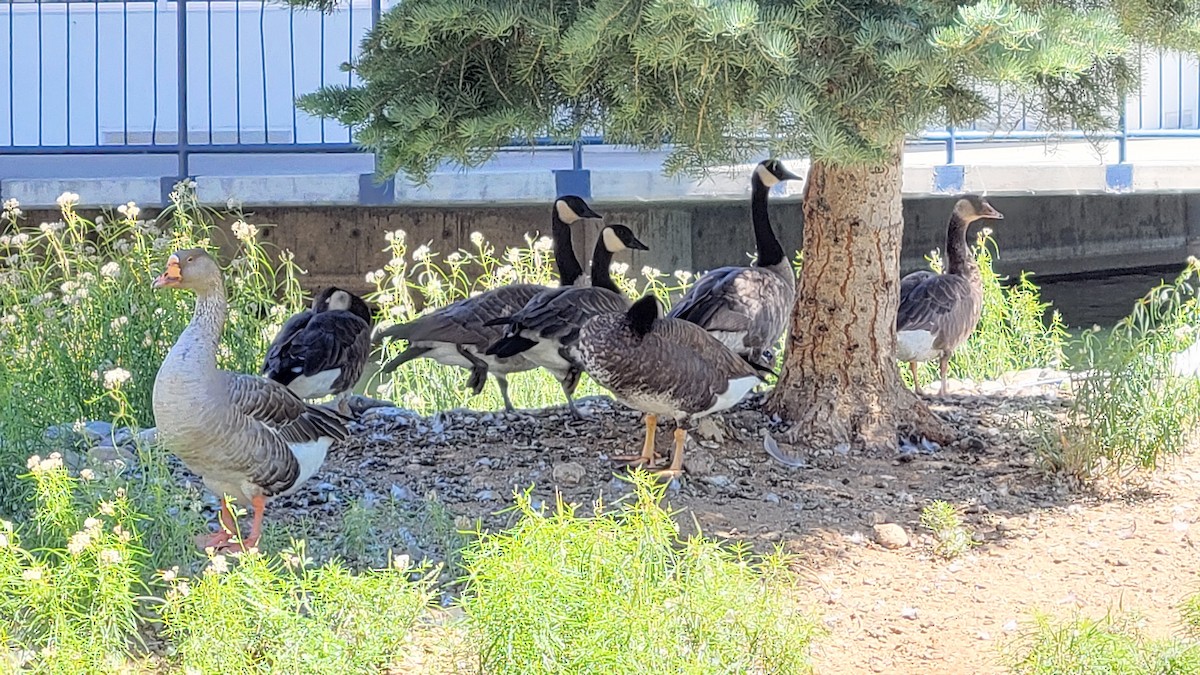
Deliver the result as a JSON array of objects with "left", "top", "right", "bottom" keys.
[
  {"left": 0, "top": 533, "right": 7, "bottom": 549},
  {"left": 470, "top": 231, "right": 485, "bottom": 247},
  {"left": 2, "top": 197, "right": 18, "bottom": 210},
  {"left": 392, "top": 553, "right": 411, "bottom": 570},
  {"left": 207, "top": 554, "right": 229, "bottom": 575},
  {"left": 39, "top": 453, "right": 63, "bottom": 473},
  {"left": 39, "top": 221, "right": 65, "bottom": 235},
  {"left": 100, "top": 262, "right": 121, "bottom": 279},
  {"left": 610, "top": 262, "right": 630, "bottom": 276},
  {"left": 378, "top": 292, "right": 395, "bottom": 305},
  {"left": 388, "top": 256, "right": 404, "bottom": 268},
  {"left": 98, "top": 501, "right": 116, "bottom": 516},
  {"left": 109, "top": 316, "right": 129, "bottom": 331},
  {"left": 10, "top": 233, "right": 30, "bottom": 247},
  {"left": 0, "top": 235, "right": 9, "bottom": 247},
  {"left": 161, "top": 567, "right": 179, "bottom": 583},
  {"left": 0, "top": 315, "right": 15, "bottom": 327},
  {"left": 533, "top": 236, "right": 553, "bottom": 252},
  {"left": 384, "top": 229, "right": 406, "bottom": 244},
  {"left": 505, "top": 247, "right": 522, "bottom": 264},
  {"left": 412, "top": 244, "right": 431, "bottom": 262},
  {"left": 495, "top": 265, "right": 516, "bottom": 282},
  {"left": 84, "top": 517, "right": 102, "bottom": 532},
  {"left": 231, "top": 220, "right": 259, "bottom": 242},
  {"left": 446, "top": 252, "right": 463, "bottom": 263},
  {"left": 187, "top": 180, "right": 198, "bottom": 189},
  {"left": 116, "top": 201, "right": 140, "bottom": 220},
  {"left": 79, "top": 468, "right": 95, "bottom": 481},
  {"left": 67, "top": 530, "right": 91, "bottom": 555},
  {"left": 22, "top": 568, "right": 43, "bottom": 582},
  {"left": 424, "top": 277, "right": 443, "bottom": 294},
  {"left": 365, "top": 270, "right": 385, "bottom": 285},
  {"left": 98, "top": 549, "right": 122, "bottom": 565},
  {"left": 103, "top": 367, "right": 132, "bottom": 390},
  {"left": 55, "top": 192, "right": 79, "bottom": 209},
  {"left": 673, "top": 270, "right": 694, "bottom": 284},
  {"left": 226, "top": 197, "right": 242, "bottom": 211}
]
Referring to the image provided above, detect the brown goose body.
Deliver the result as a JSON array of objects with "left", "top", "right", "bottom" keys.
[
  {"left": 373, "top": 196, "right": 598, "bottom": 411},
  {"left": 152, "top": 248, "right": 349, "bottom": 552},
  {"left": 668, "top": 159, "right": 800, "bottom": 369},
  {"left": 575, "top": 294, "right": 764, "bottom": 476},
  {"left": 896, "top": 195, "right": 1004, "bottom": 394},
  {"left": 485, "top": 224, "right": 649, "bottom": 417},
  {"left": 262, "top": 286, "right": 373, "bottom": 413}
]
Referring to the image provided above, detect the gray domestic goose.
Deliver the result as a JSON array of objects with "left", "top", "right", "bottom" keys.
[
  {"left": 261, "top": 286, "right": 373, "bottom": 415},
  {"left": 485, "top": 224, "right": 649, "bottom": 418},
  {"left": 667, "top": 158, "right": 801, "bottom": 370},
  {"left": 373, "top": 195, "right": 599, "bottom": 411},
  {"left": 575, "top": 294, "right": 765, "bottom": 478},
  {"left": 896, "top": 195, "right": 1004, "bottom": 395},
  {"left": 152, "top": 248, "right": 349, "bottom": 552}
]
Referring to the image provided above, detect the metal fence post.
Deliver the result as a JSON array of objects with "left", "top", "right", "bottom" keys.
[
  {"left": 932, "top": 126, "right": 963, "bottom": 193},
  {"left": 162, "top": 0, "right": 191, "bottom": 204}
]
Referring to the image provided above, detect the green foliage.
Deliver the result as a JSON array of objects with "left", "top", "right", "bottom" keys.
[
  {"left": 1008, "top": 612, "right": 1200, "bottom": 674},
  {"left": 1048, "top": 260, "right": 1200, "bottom": 480},
  {"left": 285, "top": 0, "right": 1171, "bottom": 180},
  {"left": 457, "top": 472, "right": 820, "bottom": 674},
  {"left": 0, "top": 188, "right": 305, "bottom": 514},
  {"left": 1182, "top": 591, "right": 1200, "bottom": 638},
  {"left": 902, "top": 230, "right": 1067, "bottom": 387},
  {"left": 157, "top": 543, "right": 435, "bottom": 674},
  {"left": 919, "top": 500, "right": 975, "bottom": 559}
]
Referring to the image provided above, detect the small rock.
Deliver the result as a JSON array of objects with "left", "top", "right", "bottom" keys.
[
  {"left": 696, "top": 417, "right": 726, "bottom": 443},
  {"left": 476, "top": 490, "right": 498, "bottom": 501},
  {"left": 873, "top": 523, "right": 909, "bottom": 549},
  {"left": 764, "top": 492, "right": 781, "bottom": 504},
  {"left": 900, "top": 607, "right": 918, "bottom": 619},
  {"left": 136, "top": 428, "right": 158, "bottom": 447},
  {"left": 551, "top": 462, "right": 587, "bottom": 487},
  {"left": 704, "top": 475, "right": 733, "bottom": 488},
  {"left": 86, "top": 445, "right": 136, "bottom": 471},
  {"left": 390, "top": 484, "right": 416, "bottom": 501}
]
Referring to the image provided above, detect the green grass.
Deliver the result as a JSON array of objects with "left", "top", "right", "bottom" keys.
[
  {"left": 1008, "top": 611, "right": 1200, "bottom": 675},
  {"left": 458, "top": 472, "right": 820, "bottom": 674}
]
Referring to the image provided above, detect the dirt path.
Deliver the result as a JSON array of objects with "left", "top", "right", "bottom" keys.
[{"left": 240, "top": 376, "right": 1200, "bottom": 673}]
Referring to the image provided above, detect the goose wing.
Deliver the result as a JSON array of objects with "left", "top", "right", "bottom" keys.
[
  {"left": 282, "top": 311, "right": 371, "bottom": 379},
  {"left": 262, "top": 309, "right": 315, "bottom": 381},
  {"left": 668, "top": 266, "right": 793, "bottom": 354},
  {"left": 511, "top": 286, "right": 630, "bottom": 341},
  {"left": 378, "top": 284, "right": 545, "bottom": 347},
  {"left": 222, "top": 374, "right": 349, "bottom": 494},
  {"left": 895, "top": 273, "right": 977, "bottom": 349}
]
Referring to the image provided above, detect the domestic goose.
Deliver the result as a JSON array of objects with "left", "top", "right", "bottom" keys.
[
  {"left": 152, "top": 249, "right": 349, "bottom": 552},
  {"left": 262, "top": 286, "right": 373, "bottom": 415},
  {"left": 896, "top": 195, "right": 1004, "bottom": 394},
  {"left": 574, "top": 294, "right": 766, "bottom": 478},
  {"left": 667, "top": 158, "right": 801, "bottom": 370},
  {"left": 373, "top": 196, "right": 599, "bottom": 410},
  {"left": 485, "top": 223, "right": 649, "bottom": 418}
]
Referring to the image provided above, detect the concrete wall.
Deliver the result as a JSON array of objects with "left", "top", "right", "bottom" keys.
[{"left": 14, "top": 192, "right": 1199, "bottom": 295}]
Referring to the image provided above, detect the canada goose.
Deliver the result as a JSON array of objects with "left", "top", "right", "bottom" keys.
[
  {"left": 897, "top": 195, "right": 1004, "bottom": 395},
  {"left": 667, "top": 158, "right": 801, "bottom": 370},
  {"left": 373, "top": 196, "right": 599, "bottom": 410},
  {"left": 262, "top": 286, "right": 373, "bottom": 415},
  {"left": 152, "top": 249, "right": 348, "bottom": 552},
  {"left": 574, "top": 294, "right": 766, "bottom": 478},
  {"left": 485, "top": 223, "right": 650, "bottom": 418}
]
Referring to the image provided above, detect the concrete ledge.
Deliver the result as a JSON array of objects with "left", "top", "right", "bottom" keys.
[
  {"left": 2, "top": 178, "right": 163, "bottom": 210},
  {"left": 198, "top": 175, "right": 362, "bottom": 206},
  {"left": 391, "top": 170, "right": 557, "bottom": 206}
]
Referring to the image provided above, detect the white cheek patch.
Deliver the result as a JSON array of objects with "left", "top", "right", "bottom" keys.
[
  {"left": 555, "top": 200, "right": 580, "bottom": 223},
  {"left": 326, "top": 291, "right": 351, "bottom": 311},
  {"left": 602, "top": 227, "right": 626, "bottom": 252},
  {"left": 756, "top": 163, "right": 780, "bottom": 188}
]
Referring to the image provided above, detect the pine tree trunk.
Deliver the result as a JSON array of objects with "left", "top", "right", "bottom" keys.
[{"left": 766, "top": 151, "right": 952, "bottom": 452}]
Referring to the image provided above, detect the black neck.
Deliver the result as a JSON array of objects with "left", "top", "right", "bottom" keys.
[
  {"left": 945, "top": 215, "right": 976, "bottom": 277},
  {"left": 750, "top": 174, "right": 786, "bottom": 268},
  {"left": 589, "top": 237, "right": 621, "bottom": 293},
  {"left": 552, "top": 216, "right": 584, "bottom": 286}
]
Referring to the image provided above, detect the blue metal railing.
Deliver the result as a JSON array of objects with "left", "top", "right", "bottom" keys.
[{"left": 2, "top": 0, "right": 1200, "bottom": 183}]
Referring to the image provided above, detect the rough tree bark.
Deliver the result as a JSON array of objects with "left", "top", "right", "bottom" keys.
[{"left": 766, "top": 150, "right": 952, "bottom": 452}]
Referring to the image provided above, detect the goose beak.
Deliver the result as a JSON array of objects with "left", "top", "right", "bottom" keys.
[
  {"left": 628, "top": 236, "right": 650, "bottom": 251},
  {"left": 153, "top": 257, "right": 182, "bottom": 289},
  {"left": 981, "top": 203, "right": 1004, "bottom": 220},
  {"left": 580, "top": 204, "right": 602, "bottom": 219},
  {"left": 779, "top": 165, "right": 803, "bottom": 182}
]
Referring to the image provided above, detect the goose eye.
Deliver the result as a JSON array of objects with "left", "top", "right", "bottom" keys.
[{"left": 186, "top": 256, "right": 194, "bottom": 262}]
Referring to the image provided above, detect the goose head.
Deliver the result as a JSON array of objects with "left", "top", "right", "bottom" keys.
[
  {"left": 314, "top": 287, "right": 372, "bottom": 323},
  {"left": 554, "top": 195, "right": 602, "bottom": 224},
  {"left": 753, "top": 158, "right": 802, "bottom": 188},
  {"left": 601, "top": 224, "right": 650, "bottom": 253},
  {"left": 152, "top": 248, "right": 221, "bottom": 292},
  {"left": 953, "top": 195, "right": 1004, "bottom": 224}
]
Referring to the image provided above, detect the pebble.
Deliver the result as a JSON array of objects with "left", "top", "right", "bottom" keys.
[
  {"left": 873, "top": 523, "right": 910, "bottom": 549},
  {"left": 551, "top": 462, "right": 587, "bottom": 487}
]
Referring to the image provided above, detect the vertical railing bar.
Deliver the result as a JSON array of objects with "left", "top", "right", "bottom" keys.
[
  {"left": 235, "top": 0, "right": 241, "bottom": 143},
  {"left": 94, "top": 0, "right": 99, "bottom": 146},
  {"left": 177, "top": 0, "right": 189, "bottom": 177},
  {"left": 1118, "top": 93, "right": 1128, "bottom": 164},
  {"left": 122, "top": 0, "right": 128, "bottom": 143},
  {"left": 37, "top": 0, "right": 42, "bottom": 146},
  {"left": 8, "top": 0, "right": 14, "bottom": 145},
  {"left": 946, "top": 126, "right": 956, "bottom": 165},
  {"left": 319, "top": 10, "right": 325, "bottom": 142},
  {"left": 206, "top": 0, "right": 212, "bottom": 144},
  {"left": 289, "top": 3, "right": 296, "bottom": 142},
  {"left": 1158, "top": 49, "right": 1164, "bottom": 129},
  {"left": 1178, "top": 52, "right": 1183, "bottom": 129},
  {"left": 66, "top": 0, "right": 71, "bottom": 146},
  {"left": 152, "top": 0, "right": 160, "bottom": 144},
  {"left": 259, "top": 0, "right": 267, "bottom": 143},
  {"left": 346, "top": 0, "right": 353, "bottom": 143}
]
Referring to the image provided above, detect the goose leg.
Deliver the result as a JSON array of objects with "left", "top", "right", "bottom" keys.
[
  {"left": 908, "top": 361, "right": 922, "bottom": 395},
  {"left": 612, "top": 414, "right": 663, "bottom": 466},
  {"left": 216, "top": 494, "right": 266, "bottom": 553},
  {"left": 495, "top": 374, "right": 515, "bottom": 412},
  {"left": 938, "top": 355, "right": 949, "bottom": 396},
  {"left": 195, "top": 496, "right": 238, "bottom": 551},
  {"left": 562, "top": 366, "right": 591, "bottom": 420},
  {"left": 651, "top": 427, "right": 687, "bottom": 480}
]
